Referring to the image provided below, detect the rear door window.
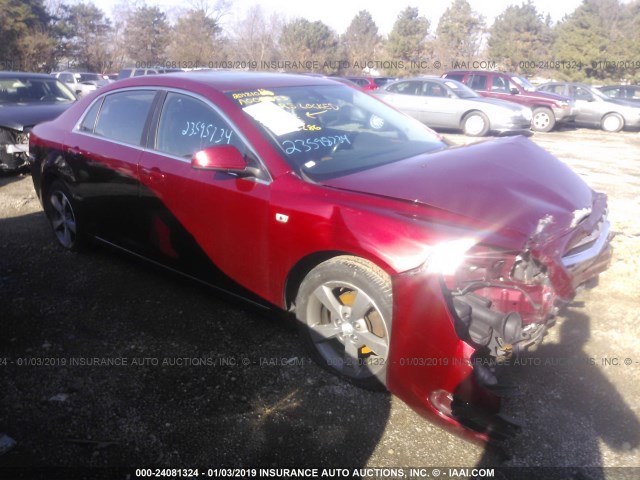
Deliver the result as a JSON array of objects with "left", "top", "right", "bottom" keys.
[
  {"left": 424, "top": 81, "right": 447, "bottom": 97},
  {"left": 386, "top": 81, "right": 422, "bottom": 95},
  {"left": 571, "top": 86, "right": 593, "bottom": 101},
  {"left": 94, "top": 90, "right": 156, "bottom": 145},
  {"left": 468, "top": 74, "right": 488, "bottom": 91}
]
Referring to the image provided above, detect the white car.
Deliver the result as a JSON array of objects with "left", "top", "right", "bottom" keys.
[{"left": 51, "top": 72, "right": 98, "bottom": 97}]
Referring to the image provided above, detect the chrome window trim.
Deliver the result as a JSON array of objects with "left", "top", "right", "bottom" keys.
[
  {"left": 72, "top": 86, "right": 273, "bottom": 184},
  {"left": 73, "top": 86, "right": 156, "bottom": 144}
]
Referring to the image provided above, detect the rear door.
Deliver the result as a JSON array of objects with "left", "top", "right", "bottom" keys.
[
  {"left": 138, "top": 90, "right": 272, "bottom": 297},
  {"left": 421, "top": 81, "right": 456, "bottom": 127},
  {"left": 380, "top": 81, "right": 427, "bottom": 121},
  {"left": 67, "top": 88, "right": 158, "bottom": 248}
]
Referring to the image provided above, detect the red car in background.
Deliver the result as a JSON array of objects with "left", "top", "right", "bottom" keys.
[{"left": 30, "top": 72, "right": 612, "bottom": 441}]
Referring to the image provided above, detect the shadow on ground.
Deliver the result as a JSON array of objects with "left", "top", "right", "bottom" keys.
[
  {"left": 0, "top": 211, "right": 391, "bottom": 474},
  {"left": 475, "top": 309, "right": 640, "bottom": 479}
]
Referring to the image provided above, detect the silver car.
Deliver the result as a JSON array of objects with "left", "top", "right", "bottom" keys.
[
  {"left": 598, "top": 85, "right": 640, "bottom": 105},
  {"left": 373, "top": 77, "right": 532, "bottom": 136},
  {"left": 538, "top": 82, "right": 640, "bottom": 132}
]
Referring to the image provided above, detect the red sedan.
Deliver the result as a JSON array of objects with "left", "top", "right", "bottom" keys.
[{"left": 29, "top": 72, "right": 612, "bottom": 441}]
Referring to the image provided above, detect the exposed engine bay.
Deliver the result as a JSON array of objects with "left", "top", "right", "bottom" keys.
[{"left": 0, "top": 127, "right": 30, "bottom": 172}]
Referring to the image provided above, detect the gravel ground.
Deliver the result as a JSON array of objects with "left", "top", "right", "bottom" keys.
[{"left": 0, "top": 127, "right": 639, "bottom": 479}]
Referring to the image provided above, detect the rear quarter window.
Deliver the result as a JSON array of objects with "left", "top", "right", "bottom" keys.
[{"left": 79, "top": 98, "right": 104, "bottom": 133}]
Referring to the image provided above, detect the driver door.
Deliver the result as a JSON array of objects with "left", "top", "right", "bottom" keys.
[{"left": 138, "top": 91, "right": 272, "bottom": 298}]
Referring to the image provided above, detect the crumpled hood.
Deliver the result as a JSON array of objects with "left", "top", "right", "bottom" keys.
[
  {"left": 322, "top": 136, "right": 594, "bottom": 237},
  {"left": 0, "top": 103, "right": 72, "bottom": 131}
]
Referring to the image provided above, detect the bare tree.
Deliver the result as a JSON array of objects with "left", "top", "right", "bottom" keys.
[{"left": 228, "top": 5, "right": 283, "bottom": 68}]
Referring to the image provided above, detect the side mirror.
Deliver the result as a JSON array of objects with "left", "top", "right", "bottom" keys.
[
  {"left": 191, "top": 145, "right": 248, "bottom": 173},
  {"left": 510, "top": 87, "right": 519, "bottom": 95}
]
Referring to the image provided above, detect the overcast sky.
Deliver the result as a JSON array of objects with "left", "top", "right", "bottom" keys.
[{"left": 100, "top": 0, "right": 586, "bottom": 34}]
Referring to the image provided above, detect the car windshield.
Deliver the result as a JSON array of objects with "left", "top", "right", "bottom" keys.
[
  {"left": 228, "top": 84, "right": 447, "bottom": 181},
  {"left": 443, "top": 79, "right": 478, "bottom": 99},
  {"left": 510, "top": 75, "right": 537, "bottom": 92},
  {"left": 0, "top": 77, "right": 75, "bottom": 104}
]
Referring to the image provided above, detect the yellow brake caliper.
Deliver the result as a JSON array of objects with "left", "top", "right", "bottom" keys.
[{"left": 338, "top": 290, "right": 375, "bottom": 358}]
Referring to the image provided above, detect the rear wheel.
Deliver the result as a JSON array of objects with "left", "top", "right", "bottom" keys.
[
  {"left": 43, "top": 180, "right": 85, "bottom": 251},
  {"left": 295, "top": 256, "right": 392, "bottom": 391},
  {"left": 462, "top": 111, "right": 490, "bottom": 137},
  {"left": 531, "top": 107, "right": 555, "bottom": 132},
  {"left": 601, "top": 113, "right": 624, "bottom": 132}
]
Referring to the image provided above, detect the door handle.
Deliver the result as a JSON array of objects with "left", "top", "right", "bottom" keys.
[
  {"left": 141, "top": 166, "right": 166, "bottom": 184},
  {"left": 65, "top": 146, "right": 82, "bottom": 156}
]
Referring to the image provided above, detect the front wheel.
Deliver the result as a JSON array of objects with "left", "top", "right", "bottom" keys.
[
  {"left": 295, "top": 256, "right": 392, "bottom": 391},
  {"left": 531, "top": 107, "right": 555, "bottom": 132},
  {"left": 601, "top": 113, "right": 624, "bottom": 132},
  {"left": 462, "top": 111, "right": 490, "bottom": 137},
  {"left": 43, "top": 180, "right": 85, "bottom": 251}
]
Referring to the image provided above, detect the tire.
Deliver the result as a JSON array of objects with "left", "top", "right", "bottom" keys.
[
  {"left": 601, "top": 113, "right": 624, "bottom": 132},
  {"left": 531, "top": 107, "right": 555, "bottom": 132},
  {"left": 43, "top": 180, "right": 85, "bottom": 251},
  {"left": 295, "top": 256, "right": 392, "bottom": 391},
  {"left": 462, "top": 111, "right": 490, "bottom": 137}
]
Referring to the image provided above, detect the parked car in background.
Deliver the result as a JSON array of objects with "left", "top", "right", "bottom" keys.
[
  {"left": 51, "top": 71, "right": 96, "bottom": 97},
  {"left": 598, "top": 84, "right": 640, "bottom": 104},
  {"left": 442, "top": 70, "right": 576, "bottom": 132},
  {"left": 328, "top": 76, "right": 361, "bottom": 88},
  {"left": 78, "top": 74, "right": 114, "bottom": 90},
  {"left": 30, "top": 71, "right": 612, "bottom": 441},
  {"left": 538, "top": 82, "right": 640, "bottom": 132},
  {"left": 343, "top": 76, "right": 396, "bottom": 90},
  {"left": 116, "top": 67, "right": 184, "bottom": 80},
  {"left": 73, "top": 73, "right": 114, "bottom": 92},
  {"left": 0, "top": 72, "right": 75, "bottom": 172},
  {"left": 374, "top": 77, "right": 532, "bottom": 136}
]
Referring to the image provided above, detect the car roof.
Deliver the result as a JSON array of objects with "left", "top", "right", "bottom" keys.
[
  {"left": 111, "top": 71, "right": 339, "bottom": 93},
  {"left": 0, "top": 71, "right": 59, "bottom": 80}
]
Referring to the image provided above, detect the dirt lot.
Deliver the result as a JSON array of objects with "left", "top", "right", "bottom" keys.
[{"left": 1, "top": 127, "right": 639, "bottom": 479}]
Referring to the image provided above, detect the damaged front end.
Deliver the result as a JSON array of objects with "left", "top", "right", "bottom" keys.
[
  {"left": 387, "top": 199, "right": 613, "bottom": 442},
  {"left": 0, "top": 127, "right": 30, "bottom": 172}
]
